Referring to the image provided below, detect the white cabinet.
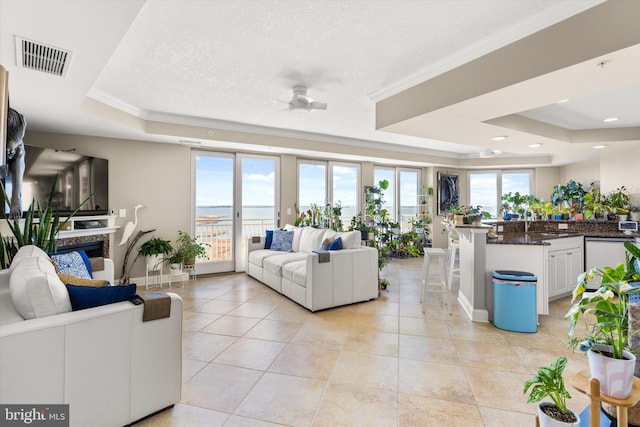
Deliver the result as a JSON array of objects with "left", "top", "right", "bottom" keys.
[{"left": 546, "top": 237, "right": 583, "bottom": 299}]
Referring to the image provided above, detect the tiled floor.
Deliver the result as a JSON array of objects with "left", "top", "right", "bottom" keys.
[{"left": 136, "top": 256, "right": 591, "bottom": 426}]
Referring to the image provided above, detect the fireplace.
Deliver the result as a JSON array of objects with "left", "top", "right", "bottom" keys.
[{"left": 56, "top": 234, "right": 109, "bottom": 258}]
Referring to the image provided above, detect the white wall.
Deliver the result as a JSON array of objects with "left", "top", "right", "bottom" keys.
[{"left": 560, "top": 157, "right": 599, "bottom": 191}]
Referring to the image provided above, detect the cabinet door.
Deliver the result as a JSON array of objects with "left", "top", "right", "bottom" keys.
[
  {"left": 548, "top": 250, "right": 568, "bottom": 297},
  {"left": 566, "top": 248, "right": 584, "bottom": 293}
]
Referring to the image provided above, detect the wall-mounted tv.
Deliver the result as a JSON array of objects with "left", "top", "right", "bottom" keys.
[{"left": 4, "top": 144, "right": 108, "bottom": 217}]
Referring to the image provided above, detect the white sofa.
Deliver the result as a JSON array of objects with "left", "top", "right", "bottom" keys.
[
  {"left": 246, "top": 225, "right": 379, "bottom": 311},
  {"left": 0, "top": 246, "right": 182, "bottom": 427}
]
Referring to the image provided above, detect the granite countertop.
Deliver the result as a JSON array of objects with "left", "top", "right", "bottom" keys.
[{"left": 488, "top": 230, "right": 640, "bottom": 245}]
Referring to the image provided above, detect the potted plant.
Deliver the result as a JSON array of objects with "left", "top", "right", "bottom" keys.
[
  {"left": 565, "top": 245, "right": 640, "bottom": 399},
  {"left": 172, "top": 230, "right": 209, "bottom": 267},
  {"left": 524, "top": 356, "right": 580, "bottom": 426},
  {"left": 138, "top": 237, "right": 173, "bottom": 271},
  {"left": 607, "top": 186, "right": 630, "bottom": 220}
]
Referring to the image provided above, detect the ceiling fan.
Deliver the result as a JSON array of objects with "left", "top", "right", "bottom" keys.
[
  {"left": 469, "top": 149, "right": 503, "bottom": 158},
  {"left": 281, "top": 85, "right": 327, "bottom": 112}
]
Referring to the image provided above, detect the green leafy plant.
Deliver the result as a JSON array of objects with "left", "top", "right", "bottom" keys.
[
  {"left": 138, "top": 237, "right": 173, "bottom": 257},
  {"left": 523, "top": 356, "right": 574, "bottom": 418},
  {"left": 606, "top": 186, "right": 630, "bottom": 214},
  {"left": 565, "top": 242, "right": 640, "bottom": 359},
  {"left": 0, "top": 175, "right": 90, "bottom": 268},
  {"left": 169, "top": 230, "right": 209, "bottom": 265}
]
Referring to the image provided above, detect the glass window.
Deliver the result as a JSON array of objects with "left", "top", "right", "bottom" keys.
[
  {"left": 399, "top": 169, "right": 419, "bottom": 231},
  {"left": 469, "top": 172, "right": 498, "bottom": 217},
  {"left": 374, "top": 168, "right": 395, "bottom": 221},
  {"left": 298, "top": 161, "right": 327, "bottom": 211},
  {"left": 468, "top": 170, "right": 533, "bottom": 218},
  {"left": 331, "top": 163, "right": 359, "bottom": 227}
]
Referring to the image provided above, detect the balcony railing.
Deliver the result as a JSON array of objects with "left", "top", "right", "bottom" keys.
[{"left": 195, "top": 217, "right": 274, "bottom": 262}]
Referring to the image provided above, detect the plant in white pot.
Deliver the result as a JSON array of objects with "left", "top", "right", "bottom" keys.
[
  {"left": 138, "top": 237, "right": 173, "bottom": 272},
  {"left": 565, "top": 258, "right": 640, "bottom": 399},
  {"left": 524, "top": 356, "right": 580, "bottom": 426}
]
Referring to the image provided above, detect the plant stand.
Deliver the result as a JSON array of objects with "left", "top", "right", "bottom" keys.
[{"left": 569, "top": 368, "right": 640, "bottom": 427}]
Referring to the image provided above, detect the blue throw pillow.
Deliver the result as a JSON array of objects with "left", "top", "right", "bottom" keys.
[
  {"left": 51, "top": 251, "right": 93, "bottom": 279},
  {"left": 270, "top": 230, "right": 294, "bottom": 252},
  {"left": 265, "top": 230, "right": 274, "bottom": 249},
  {"left": 328, "top": 237, "right": 342, "bottom": 250},
  {"left": 66, "top": 284, "right": 137, "bottom": 311}
]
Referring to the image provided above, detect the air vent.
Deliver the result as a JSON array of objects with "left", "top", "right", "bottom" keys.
[{"left": 15, "top": 36, "right": 72, "bottom": 77}]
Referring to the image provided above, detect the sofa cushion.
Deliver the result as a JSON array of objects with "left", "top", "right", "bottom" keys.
[
  {"left": 248, "top": 249, "right": 289, "bottom": 267},
  {"left": 282, "top": 260, "right": 307, "bottom": 287},
  {"left": 65, "top": 284, "right": 137, "bottom": 311},
  {"left": 337, "top": 231, "right": 361, "bottom": 249},
  {"left": 263, "top": 253, "right": 308, "bottom": 275},
  {"left": 51, "top": 251, "right": 92, "bottom": 279},
  {"left": 299, "top": 227, "right": 328, "bottom": 253},
  {"left": 271, "top": 230, "right": 294, "bottom": 252},
  {"left": 10, "top": 256, "right": 72, "bottom": 319}
]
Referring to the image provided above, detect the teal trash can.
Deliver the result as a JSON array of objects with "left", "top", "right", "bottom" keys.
[{"left": 492, "top": 270, "right": 537, "bottom": 333}]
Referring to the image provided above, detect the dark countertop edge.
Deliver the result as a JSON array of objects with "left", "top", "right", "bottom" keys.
[{"left": 488, "top": 231, "right": 640, "bottom": 245}]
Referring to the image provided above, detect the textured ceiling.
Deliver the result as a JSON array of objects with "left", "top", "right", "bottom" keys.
[{"left": 3, "top": 0, "right": 635, "bottom": 167}]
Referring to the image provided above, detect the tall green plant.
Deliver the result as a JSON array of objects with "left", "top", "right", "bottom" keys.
[{"left": 0, "top": 175, "right": 90, "bottom": 268}]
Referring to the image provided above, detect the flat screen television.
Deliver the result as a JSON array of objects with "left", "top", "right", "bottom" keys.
[{"left": 4, "top": 144, "right": 109, "bottom": 217}]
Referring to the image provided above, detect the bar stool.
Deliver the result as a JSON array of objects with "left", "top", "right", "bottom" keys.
[
  {"left": 442, "top": 221, "right": 460, "bottom": 288},
  {"left": 420, "top": 247, "right": 451, "bottom": 314}
]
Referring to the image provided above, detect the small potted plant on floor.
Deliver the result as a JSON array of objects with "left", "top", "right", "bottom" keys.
[
  {"left": 138, "top": 237, "right": 173, "bottom": 272},
  {"left": 172, "top": 230, "right": 209, "bottom": 267},
  {"left": 524, "top": 356, "right": 580, "bottom": 426}
]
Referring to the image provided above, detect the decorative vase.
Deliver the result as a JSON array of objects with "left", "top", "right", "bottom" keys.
[
  {"left": 454, "top": 214, "right": 464, "bottom": 226},
  {"left": 146, "top": 254, "right": 163, "bottom": 272},
  {"left": 574, "top": 213, "right": 583, "bottom": 221},
  {"left": 587, "top": 344, "right": 636, "bottom": 399},
  {"left": 619, "top": 214, "right": 628, "bottom": 221},
  {"left": 537, "top": 402, "right": 580, "bottom": 427},
  {"left": 503, "top": 212, "right": 512, "bottom": 221}
]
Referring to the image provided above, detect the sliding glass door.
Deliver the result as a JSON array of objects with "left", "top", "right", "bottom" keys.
[{"left": 193, "top": 151, "right": 278, "bottom": 274}]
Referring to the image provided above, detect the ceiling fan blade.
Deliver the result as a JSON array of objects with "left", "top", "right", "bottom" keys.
[
  {"left": 295, "top": 94, "right": 311, "bottom": 105},
  {"left": 310, "top": 101, "right": 327, "bottom": 110}
]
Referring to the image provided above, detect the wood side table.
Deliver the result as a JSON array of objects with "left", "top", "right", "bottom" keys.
[{"left": 570, "top": 368, "right": 640, "bottom": 427}]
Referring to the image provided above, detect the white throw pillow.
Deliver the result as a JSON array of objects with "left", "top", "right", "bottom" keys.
[
  {"left": 10, "top": 256, "right": 72, "bottom": 319},
  {"left": 284, "top": 224, "right": 302, "bottom": 252},
  {"left": 336, "top": 231, "right": 361, "bottom": 249},
  {"left": 299, "top": 227, "right": 328, "bottom": 253},
  {"left": 9, "top": 245, "right": 51, "bottom": 273}
]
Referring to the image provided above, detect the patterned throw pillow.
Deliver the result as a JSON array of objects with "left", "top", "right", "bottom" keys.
[
  {"left": 50, "top": 251, "right": 92, "bottom": 279},
  {"left": 327, "top": 237, "right": 342, "bottom": 250},
  {"left": 270, "top": 230, "right": 294, "bottom": 252}
]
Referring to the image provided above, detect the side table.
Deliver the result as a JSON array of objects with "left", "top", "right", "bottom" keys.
[{"left": 570, "top": 368, "right": 640, "bottom": 427}]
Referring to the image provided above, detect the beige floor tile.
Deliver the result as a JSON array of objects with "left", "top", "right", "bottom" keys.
[
  {"left": 214, "top": 337, "right": 286, "bottom": 370},
  {"left": 268, "top": 343, "right": 340, "bottom": 380},
  {"left": 312, "top": 382, "right": 398, "bottom": 427},
  {"left": 398, "top": 358, "right": 475, "bottom": 404},
  {"left": 235, "top": 372, "right": 326, "bottom": 426},
  {"left": 223, "top": 416, "right": 286, "bottom": 427},
  {"left": 195, "top": 299, "right": 244, "bottom": 315},
  {"left": 182, "top": 312, "right": 221, "bottom": 332},
  {"left": 140, "top": 256, "right": 584, "bottom": 426},
  {"left": 182, "top": 331, "right": 237, "bottom": 362},
  {"left": 399, "top": 317, "right": 452, "bottom": 338},
  {"left": 478, "top": 406, "right": 537, "bottom": 427},
  {"left": 398, "top": 334, "right": 460, "bottom": 365},
  {"left": 201, "top": 315, "right": 261, "bottom": 336},
  {"left": 227, "top": 301, "right": 280, "bottom": 318},
  {"left": 331, "top": 351, "right": 398, "bottom": 391},
  {"left": 398, "top": 394, "right": 485, "bottom": 427},
  {"left": 344, "top": 330, "right": 399, "bottom": 357},
  {"left": 182, "top": 358, "right": 207, "bottom": 382},
  {"left": 465, "top": 366, "right": 535, "bottom": 413},
  {"left": 134, "top": 403, "right": 229, "bottom": 426},
  {"left": 290, "top": 322, "right": 350, "bottom": 350},
  {"left": 453, "top": 339, "right": 529, "bottom": 372},
  {"left": 243, "top": 318, "right": 304, "bottom": 342},
  {"left": 182, "top": 363, "right": 263, "bottom": 412}
]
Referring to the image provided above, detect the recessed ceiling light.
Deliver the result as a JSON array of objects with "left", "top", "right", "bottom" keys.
[
  {"left": 603, "top": 117, "right": 618, "bottom": 123},
  {"left": 491, "top": 136, "right": 507, "bottom": 141},
  {"left": 557, "top": 99, "right": 569, "bottom": 104},
  {"left": 528, "top": 143, "right": 542, "bottom": 148},
  {"left": 594, "top": 145, "right": 607, "bottom": 149}
]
